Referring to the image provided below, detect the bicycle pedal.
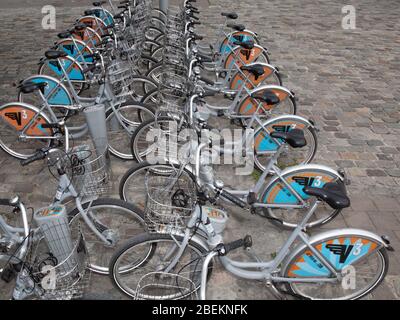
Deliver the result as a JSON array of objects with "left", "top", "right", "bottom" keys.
[
  {"left": 1, "top": 265, "right": 17, "bottom": 283},
  {"left": 247, "top": 192, "right": 257, "bottom": 205},
  {"left": 244, "top": 235, "right": 252, "bottom": 248}
]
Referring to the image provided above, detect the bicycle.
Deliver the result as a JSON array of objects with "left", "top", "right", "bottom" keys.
[
  {"left": 0, "top": 196, "right": 91, "bottom": 300},
  {"left": 109, "top": 143, "right": 393, "bottom": 300},
  {"left": 6, "top": 121, "right": 147, "bottom": 274}
]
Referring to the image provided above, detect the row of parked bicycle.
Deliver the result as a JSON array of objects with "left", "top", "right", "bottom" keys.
[{"left": 0, "top": 0, "right": 393, "bottom": 300}]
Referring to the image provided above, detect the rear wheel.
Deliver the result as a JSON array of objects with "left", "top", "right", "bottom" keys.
[
  {"left": 284, "top": 238, "right": 389, "bottom": 300},
  {"left": 260, "top": 168, "right": 343, "bottom": 229},
  {"left": 0, "top": 104, "right": 53, "bottom": 159},
  {"left": 68, "top": 198, "right": 146, "bottom": 275},
  {"left": 254, "top": 123, "right": 317, "bottom": 172},
  {"left": 109, "top": 233, "right": 210, "bottom": 299}
]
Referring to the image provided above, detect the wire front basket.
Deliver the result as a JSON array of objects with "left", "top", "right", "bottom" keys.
[
  {"left": 49, "top": 140, "right": 111, "bottom": 197},
  {"left": 135, "top": 272, "right": 198, "bottom": 300},
  {"left": 24, "top": 220, "right": 90, "bottom": 300},
  {"left": 144, "top": 174, "right": 196, "bottom": 233}
]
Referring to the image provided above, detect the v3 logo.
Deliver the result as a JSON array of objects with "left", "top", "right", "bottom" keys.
[
  {"left": 326, "top": 244, "right": 354, "bottom": 263},
  {"left": 292, "top": 176, "right": 323, "bottom": 188},
  {"left": 5, "top": 112, "right": 22, "bottom": 126}
]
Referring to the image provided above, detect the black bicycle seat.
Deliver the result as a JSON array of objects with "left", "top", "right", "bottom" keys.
[
  {"left": 241, "top": 64, "right": 265, "bottom": 78},
  {"left": 227, "top": 23, "right": 245, "bottom": 32},
  {"left": 45, "top": 50, "right": 68, "bottom": 60},
  {"left": 270, "top": 129, "right": 307, "bottom": 148},
  {"left": 221, "top": 12, "right": 238, "bottom": 19},
  {"left": 84, "top": 9, "right": 97, "bottom": 16},
  {"left": 75, "top": 23, "right": 88, "bottom": 31},
  {"left": 303, "top": 182, "right": 350, "bottom": 210},
  {"left": 251, "top": 89, "right": 280, "bottom": 105},
  {"left": 93, "top": 1, "right": 106, "bottom": 6},
  {"left": 19, "top": 81, "right": 47, "bottom": 94},
  {"left": 57, "top": 31, "right": 72, "bottom": 39},
  {"left": 234, "top": 39, "right": 254, "bottom": 50}
]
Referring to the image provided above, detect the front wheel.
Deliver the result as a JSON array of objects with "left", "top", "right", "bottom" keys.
[
  {"left": 283, "top": 234, "right": 389, "bottom": 300},
  {"left": 105, "top": 101, "right": 155, "bottom": 160},
  {"left": 119, "top": 161, "right": 195, "bottom": 209},
  {"left": 109, "top": 233, "right": 210, "bottom": 299},
  {"left": 68, "top": 198, "right": 146, "bottom": 274}
]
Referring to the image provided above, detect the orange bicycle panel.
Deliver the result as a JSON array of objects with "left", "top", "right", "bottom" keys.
[
  {"left": 238, "top": 89, "right": 289, "bottom": 116},
  {"left": 224, "top": 46, "right": 264, "bottom": 70},
  {"left": 0, "top": 105, "right": 51, "bottom": 136},
  {"left": 230, "top": 67, "right": 274, "bottom": 90},
  {"left": 71, "top": 28, "right": 102, "bottom": 47},
  {"left": 79, "top": 17, "right": 107, "bottom": 36}
]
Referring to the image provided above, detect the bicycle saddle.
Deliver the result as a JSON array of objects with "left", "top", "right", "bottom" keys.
[
  {"left": 251, "top": 89, "right": 280, "bottom": 105},
  {"left": 45, "top": 50, "right": 68, "bottom": 60},
  {"left": 241, "top": 64, "right": 265, "bottom": 78},
  {"left": 221, "top": 12, "right": 238, "bottom": 19},
  {"left": 18, "top": 81, "right": 47, "bottom": 94},
  {"left": 270, "top": 129, "right": 307, "bottom": 148},
  {"left": 227, "top": 23, "right": 245, "bottom": 32},
  {"left": 57, "top": 31, "right": 72, "bottom": 39},
  {"left": 75, "top": 23, "right": 88, "bottom": 31},
  {"left": 303, "top": 182, "right": 350, "bottom": 210},
  {"left": 84, "top": 9, "right": 97, "bottom": 16},
  {"left": 93, "top": 1, "right": 106, "bottom": 6},
  {"left": 234, "top": 40, "right": 254, "bottom": 50}
]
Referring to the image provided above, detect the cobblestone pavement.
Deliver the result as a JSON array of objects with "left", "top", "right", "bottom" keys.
[{"left": 0, "top": 0, "right": 400, "bottom": 299}]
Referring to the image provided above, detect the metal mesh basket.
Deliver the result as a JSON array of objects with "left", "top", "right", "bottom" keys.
[
  {"left": 25, "top": 220, "right": 90, "bottom": 300},
  {"left": 48, "top": 140, "right": 111, "bottom": 197},
  {"left": 135, "top": 272, "right": 198, "bottom": 300},
  {"left": 144, "top": 174, "right": 196, "bottom": 232}
]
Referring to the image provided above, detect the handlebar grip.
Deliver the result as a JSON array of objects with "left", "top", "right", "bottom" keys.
[
  {"left": 199, "top": 76, "right": 215, "bottom": 86},
  {"left": 224, "top": 238, "right": 245, "bottom": 254},
  {"left": 198, "top": 53, "right": 213, "bottom": 63},
  {"left": 201, "top": 90, "right": 217, "bottom": 97},
  {"left": 41, "top": 123, "right": 60, "bottom": 129},
  {"left": 20, "top": 150, "right": 46, "bottom": 166},
  {"left": 83, "top": 64, "right": 97, "bottom": 74},
  {"left": 0, "top": 199, "right": 11, "bottom": 206},
  {"left": 220, "top": 190, "right": 247, "bottom": 209},
  {"left": 192, "top": 34, "right": 203, "bottom": 41}
]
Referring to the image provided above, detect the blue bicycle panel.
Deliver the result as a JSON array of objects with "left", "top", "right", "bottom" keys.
[
  {"left": 28, "top": 77, "right": 72, "bottom": 106},
  {"left": 92, "top": 9, "right": 114, "bottom": 26},
  {"left": 263, "top": 172, "right": 333, "bottom": 205},
  {"left": 59, "top": 43, "right": 94, "bottom": 64},
  {"left": 288, "top": 237, "right": 379, "bottom": 277},
  {"left": 47, "top": 59, "right": 84, "bottom": 81}
]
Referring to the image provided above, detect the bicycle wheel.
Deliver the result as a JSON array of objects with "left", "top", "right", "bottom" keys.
[
  {"left": 120, "top": 161, "right": 195, "bottom": 209},
  {"left": 253, "top": 116, "right": 318, "bottom": 171},
  {"left": 237, "top": 86, "right": 296, "bottom": 125},
  {"left": 109, "top": 233, "right": 209, "bottom": 299},
  {"left": 105, "top": 101, "right": 155, "bottom": 160},
  {"left": 260, "top": 166, "right": 344, "bottom": 229},
  {"left": 128, "top": 75, "right": 158, "bottom": 101},
  {"left": 38, "top": 60, "right": 85, "bottom": 95},
  {"left": 130, "top": 116, "right": 186, "bottom": 163},
  {"left": 0, "top": 103, "right": 53, "bottom": 159},
  {"left": 68, "top": 198, "right": 145, "bottom": 275},
  {"left": 283, "top": 232, "right": 389, "bottom": 300}
]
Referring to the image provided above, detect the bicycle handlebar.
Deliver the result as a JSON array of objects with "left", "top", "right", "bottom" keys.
[
  {"left": 0, "top": 198, "right": 11, "bottom": 206},
  {"left": 20, "top": 150, "right": 47, "bottom": 166}
]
